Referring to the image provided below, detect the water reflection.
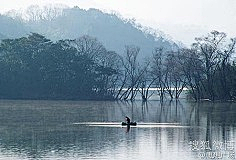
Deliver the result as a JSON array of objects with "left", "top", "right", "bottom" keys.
[{"left": 0, "top": 100, "right": 234, "bottom": 159}]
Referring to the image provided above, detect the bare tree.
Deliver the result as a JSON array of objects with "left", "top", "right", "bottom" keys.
[
  {"left": 23, "top": 4, "right": 65, "bottom": 21},
  {"left": 98, "top": 51, "right": 123, "bottom": 97},
  {"left": 42, "top": 4, "right": 65, "bottom": 20},
  {"left": 177, "top": 48, "right": 204, "bottom": 100},
  {"left": 151, "top": 48, "right": 166, "bottom": 101},
  {"left": 166, "top": 53, "right": 187, "bottom": 99},
  {"left": 68, "top": 35, "right": 106, "bottom": 61},
  {"left": 66, "top": 36, "right": 122, "bottom": 98},
  {"left": 26, "top": 5, "right": 42, "bottom": 21},
  {"left": 119, "top": 45, "right": 148, "bottom": 101},
  {"left": 216, "top": 38, "right": 236, "bottom": 100},
  {"left": 192, "top": 31, "right": 226, "bottom": 100},
  {"left": 138, "top": 59, "right": 153, "bottom": 101}
]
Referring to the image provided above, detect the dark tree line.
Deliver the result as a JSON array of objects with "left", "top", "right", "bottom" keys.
[
  {"left": 0, "top": 31, "right": 235, "bottom": 101},
  {"left": 0, "top": 33, "right": 121, "bottom": 100}
]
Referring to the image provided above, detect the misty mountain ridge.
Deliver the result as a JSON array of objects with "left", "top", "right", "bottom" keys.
[{"left": 1, "top": 5, "right": 179, "bottom": 58}]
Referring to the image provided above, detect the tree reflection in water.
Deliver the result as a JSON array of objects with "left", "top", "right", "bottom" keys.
[{"left": 0, "top": 100, "right": 234, "bottom": 159}]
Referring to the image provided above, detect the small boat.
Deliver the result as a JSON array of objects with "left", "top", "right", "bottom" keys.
[{"left": 121, "top": 122, "right": 137, "bottom": 126}]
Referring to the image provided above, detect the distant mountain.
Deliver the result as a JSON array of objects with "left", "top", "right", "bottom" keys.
[
  {"left": 0, "top": 14, "right": 28, "bottom": 38},
  {"left": 0, "top": 33, "right": 7, "bottom": 40},
  {"left": 2, "top": 6, "right": 179, "bottom": 59}
]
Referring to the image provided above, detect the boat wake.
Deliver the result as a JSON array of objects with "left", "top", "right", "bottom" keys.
[{"left": 72, "top": 122, "right": 195, "bottom": 128}]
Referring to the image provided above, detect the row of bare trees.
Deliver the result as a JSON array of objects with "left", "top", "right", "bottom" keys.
[
  {"left": 114, "top": 45, "right": 188, "bottom": 101},
  {"left": 114, "top": 31, "right": 236, "bottom": 102}
]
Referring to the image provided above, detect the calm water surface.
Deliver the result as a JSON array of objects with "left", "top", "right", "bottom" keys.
[{"left": 0, "top": 100, "right": 235, "bottom": 160}]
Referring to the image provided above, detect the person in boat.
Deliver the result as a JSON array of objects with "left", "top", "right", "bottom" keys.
[{"left": 125, "top": 116, "right": 130, "bottom": 124}]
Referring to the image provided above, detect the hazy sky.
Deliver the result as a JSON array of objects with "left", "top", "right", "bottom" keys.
[{"left": 0, "top": 0, "right": 236, "bottom": 46}]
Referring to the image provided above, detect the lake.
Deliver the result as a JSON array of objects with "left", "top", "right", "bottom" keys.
[{"left": 0, "top": 100, "right": 235, "bottom": 160}]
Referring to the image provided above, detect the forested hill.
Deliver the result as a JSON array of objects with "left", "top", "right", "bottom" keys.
[{"left": 2, "top": 6, "right": 178, "bottom": 58}]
